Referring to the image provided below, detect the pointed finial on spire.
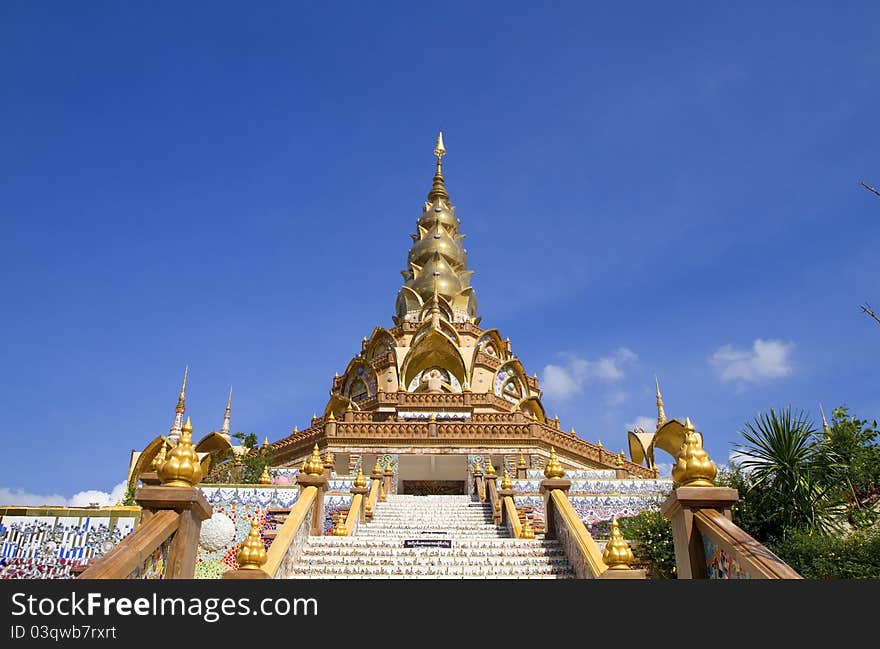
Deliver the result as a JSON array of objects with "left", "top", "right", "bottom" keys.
[
  {"left": 655, "top": 376, "right": 667, "bottom": 429},
  {"left": 428, "top": 131, "right": 449, "bottom": 202},
  {"left": 168, "top": 366, "right": 189, "bottom": 444},
  {"left": 819, "top": 403, "right": 831, "bottom": 436},
  {"left": 220, "top": 386, "right": 232, "bottom": 437}
]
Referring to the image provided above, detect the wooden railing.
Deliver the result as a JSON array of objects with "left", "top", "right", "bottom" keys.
[
  {"left": 661, "top": 486, "right": 801, "bottom": 579},
  {"left": 260, "top": 486, "right": 317, "bottom": 578},
  {"left": 502, "top": 496, "right": 522, "bottom": 538},
  {"left": 79, "top": 485, "right": 212, "bottom": 579}
]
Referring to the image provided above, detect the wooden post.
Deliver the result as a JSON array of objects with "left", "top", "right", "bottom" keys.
[
  {"left": 351, "top": 485, "right": 368, "bottom": 523},
  {"left": 296, "top": 472, "right": 330, "bottom": 535},
  {"left": 383, "top": 465, "right": 394, "bottom": 497},
  {"left": 129, "top": 485, "right": 211, "bottom": 579},
  {"left": 539, "top": 478, "right": 571, "bottom": 540},
  {"left": 660, "top": 486, "right": 739, "bottom": 579},
  {"left": 485, "top": 474, "right": 500, "bottom": 524}
]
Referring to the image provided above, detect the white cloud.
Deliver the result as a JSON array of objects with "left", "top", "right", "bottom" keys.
[
  {"left": 710, "top": 339, "right": 794, "bottom": 384},
  {"left": 542, "top": 348, "right": 638, "bottom": 400},
  {"left": 606, "top": 390, "right": 628, "bottom": 406},
  {"left": 625, "top": 415, "right": 656, "bottom": 433},
  {"left": 654, "top": 462, "right": 672, "bottom": 478},
  {"left": 0, "top": 482, "right": 128, "bottom": 508}
]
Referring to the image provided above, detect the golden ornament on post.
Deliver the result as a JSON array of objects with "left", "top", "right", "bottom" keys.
[
  {"left": 150, "top": 442, "right": 167, "bottom": 471},
  {"left": 158, "top": 417, "right": 202, "bottom": 487},
  {"left": 383, "top": 459, "right": 394, "bottom": 474},
  {"left": 521, "top": 517, "right": 535, "bottom": 540},
  {"left": 671, "top": 418, "right": 717, "bottom": 487},
  {"left": 332, "top": 512, "right": 347, "bottom": 536},
  {"left": 236, "top": 519, "right": 267, "bottom": 570},
  {"left": 372, "top": 458, "right": 383, "bottom": 477},
  {"left": 616, "top": 451, "right": 625, "bottom": 467},
  {"left": 518, "top": 454, "right": 527, "bottom": 468},
  {"left": 484, "top": 460, "right": 496, "bottom": 477},
  {"left": 500, "top": 471, "right": 513, "bottom": 491},
  {"left": 258, "top": 466, "right": 271, "bottom": 485},
  {"left": 354, "top": 466, "right": 367, "bottom": 488},
  {"left": 262, "top": 437, "right": 269, "bottom": 449},
  {"left": 543, "top": 447, "right": 565, "bottom": 479},
  {"left": 602, "top": 519, "right": 635, "bottom": 570},
  {"left": 304, "top": 444, "right": 325, "bottom": 476},
  {"left": 472, "top": 457, "right": 483, "bottom": 474}
]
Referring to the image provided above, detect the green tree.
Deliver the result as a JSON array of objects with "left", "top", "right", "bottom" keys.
[
  {"left": 617, "top": 510, "right": 676, "bottom": 579},
  {"left": 732, "top": 406, "right": 837, "bottom": 535}
]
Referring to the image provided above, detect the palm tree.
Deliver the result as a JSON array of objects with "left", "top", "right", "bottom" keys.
[{"left": 733, "top": 407, "right": 838, "bottom": 534}]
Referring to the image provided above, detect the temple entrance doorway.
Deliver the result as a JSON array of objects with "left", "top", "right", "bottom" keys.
[{"left": 398, "top": 454, "right": 467, "bottom": 495}]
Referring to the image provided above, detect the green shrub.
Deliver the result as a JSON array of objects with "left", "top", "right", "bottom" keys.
[
  {"left": 617, "top": 510, "right": 676, "bottom": 579},
  {"left": 769, "top": 526, "right": 880, "bottom": 579}
]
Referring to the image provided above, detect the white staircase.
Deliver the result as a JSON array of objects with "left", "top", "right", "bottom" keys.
[{"left": 285, "top": 495, "right": 574, "bottom": 579}]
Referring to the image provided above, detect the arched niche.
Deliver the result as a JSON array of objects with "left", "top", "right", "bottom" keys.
[
  {"left": 365, "top": 329, "right": 396, "bottom": 363},
  {"left": 401, "top": 329, "right": 467, "bottom": 390},
  {"left": 517, "top": 396, "right": 546, "bottom": 421},
  {"left": 340, "top": 360, "right": 377, "bottom": 404},
  {"left": 476, "top": 329, "right": 507, "bottom": 360},
  {"left": 494, "top": 360, "right": 528, "bottom": 404}
]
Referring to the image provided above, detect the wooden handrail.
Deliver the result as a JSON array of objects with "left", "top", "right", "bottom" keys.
[
  {"left": 549, "top": 489, "right": 609, "bottom": 578},
  {"left": 503, "top": 496, "right": 522, "bottom": 538},
  {"left": 345, "top": 494, "right": 363, "bottom": 536},
  {"left": 486, "top": 479, "right": 500, "bottom": 523},
  {"left": 262, "top": 486, "right": 318, "bottom": 577},
  {"left": 366, "top": 478, "right": 380, "bottom": 516},
  {"left": 79, "top": 510, "right": 179, "bottom": 579},
  {"left": 694, "top": 509, "right": 802, "bottom": 579}
]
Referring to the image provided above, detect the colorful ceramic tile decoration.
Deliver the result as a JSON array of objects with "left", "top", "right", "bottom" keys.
[
  {"left": 0, "top": 511, "right": 138, "bottom": 579},
  {"left": 127, "top": 536, "right": 172, "bottom": 579},
  {"left": 703, "top": 535, "right": 752, "bottom": 579}
]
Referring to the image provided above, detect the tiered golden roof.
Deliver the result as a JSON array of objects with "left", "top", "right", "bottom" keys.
[
  {"left": 158, "top": 417, "right": 202, "bottom": 487},
  {"left": 395, "top": 132, "right": 478, "bottom": 322}
]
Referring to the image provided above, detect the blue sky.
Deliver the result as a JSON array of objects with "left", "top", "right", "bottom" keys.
[{"left": 2, "top": 2, "right": 879, "bottom": 503}]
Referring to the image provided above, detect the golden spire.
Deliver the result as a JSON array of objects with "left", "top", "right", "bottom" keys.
[
  {"left": 521, "top": 516, "right": 535, "bottom": 540},
  {"left": 219, "top": 386, "right": 232, "bottom": 437},
  {"left": 656, "top": 376, "right": 667, "bottom": 429},
  {"left": 327, "top": 409, "right": 335, "bottom": 421},
  {"left": 168, "top": 366, "right": 188, "bottom": 443},
  {"left": 428, "top": 131, "right": 448, "bottom": 202},
  {"left": 258, "top": 465, "right": 271, "bottom": 485},
  {"left": 518, "top": 454, "right": 527, "bottom": 468},
  {"left": 158, "top": 417, "right": 202, "bottom": 487},
  {"left": 819, "top": 403, "right": 831, "bottom": 438},
  {"left": 543, "top": 447, "right": 565, "bottom": 479},
  {"left": 671, "top": 418, "right": 717, "bottom": 487},
  {"left": 616, "top": 451, "right": 625, "bottom": 467},
  {"left": 346, "top": 400, "right": 353, "bottom": 412},
  {"left": 485, "top": 459, "right": 496, "bottom": 477},
  {"left": 303, "top": 444, "right": 325, "bottom": 476},
  {"left": 262, "top": 437, "right": 269, "bottom": 449},
  {"left": 570, "top": 427, "right": 576, "bottom": 437},
  {"left": 501, "top": 471, "right": 513, "bottom": 491},
  {"left": 236, "top": 519, "right": 267, "bottom": 570},
  {"left": 602, "top": 519, "right": 635, "bottom": 570},
  {"left": 150, "top": 442, "right": 167, "bottom": 471},
  {"left": 176, "top": 366, "right": 188, "bottom": 413},
  {"left": 597, "top": 439, "right": 603, "bottom": 449},
  {"left": 354, "top": 466, "right": 367, "bottom": 488},
  {"left": 332, "top": 512, "right": 347, "bottom": 536}
]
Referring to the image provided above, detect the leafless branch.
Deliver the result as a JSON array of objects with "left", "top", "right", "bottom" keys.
[
  {"left": 860, "top": 302, "right": 880, "bottom": 326},
  {"left": 861, "top": 181, "right": 880, "bottom": 197}
]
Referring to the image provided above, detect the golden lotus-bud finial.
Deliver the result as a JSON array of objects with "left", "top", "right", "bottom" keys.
[
  {"left": 616, "top": 451, "right": 625, "bottom": 467},
  {"left": 236, "top": 519, "right": 267, "bottom": 570},
  {"left": 354, "top": 466, "right": 367, "bottom": 488},
  {"left": 150, "top": 442, "right": 167, "bottom": 471},
  {"left": 485, "top": 460, "right": 496, "bottom": 477},
  {"left": 346, "top": 400, "right": 353, "bottom": 412},
  {"left": 671, "top": 418, "right": 717, "bottom": 487},
  {"left": 327, "top": 410, "right": 335, "bottom": 421},
  {"left": 501, "top": 471, "right": 513, "bottom": 491},
  {"left": 518, "top": 454, "right": 527, "bottom": 468},
  {"left": 383, "top": 458, "right": 394, "bottom": 474},
  {"left": 597, "top": 439, "right": 603, "bottom": 449},
  {"left": 304, "top": 444, "right": 325, "bottom": 476},
  {"left": 258, "top": 465, "right": 271, "bottom": 485},
  {"left": 158, "top": 417, "right": 202, "bottom": 487},
  {"left": 324, "top": 451, "right": 335, "bottom": 466},
  {"left": 332, "top": 512, "right": 347, "bottom": 536},
  {"left": 544, "top": 447, "right": 566, "bottom": 479},
  {"left": 372, "top": 458, "right": 383, "bottom": 477},
  {"left": 472, "top": 457, "right": 483, "bottom": 474},
  {"left": 570, "top": 428, "right": 576, "bottom": 437},
  {"left": 602, "top": 519, "right": 635, "bottom": 570},
  {"left": 262, "top": 437, "right": 269, "bottom": 449},
  {"left": 521, "top": 517, "right": 535, "bottom": 540}
]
